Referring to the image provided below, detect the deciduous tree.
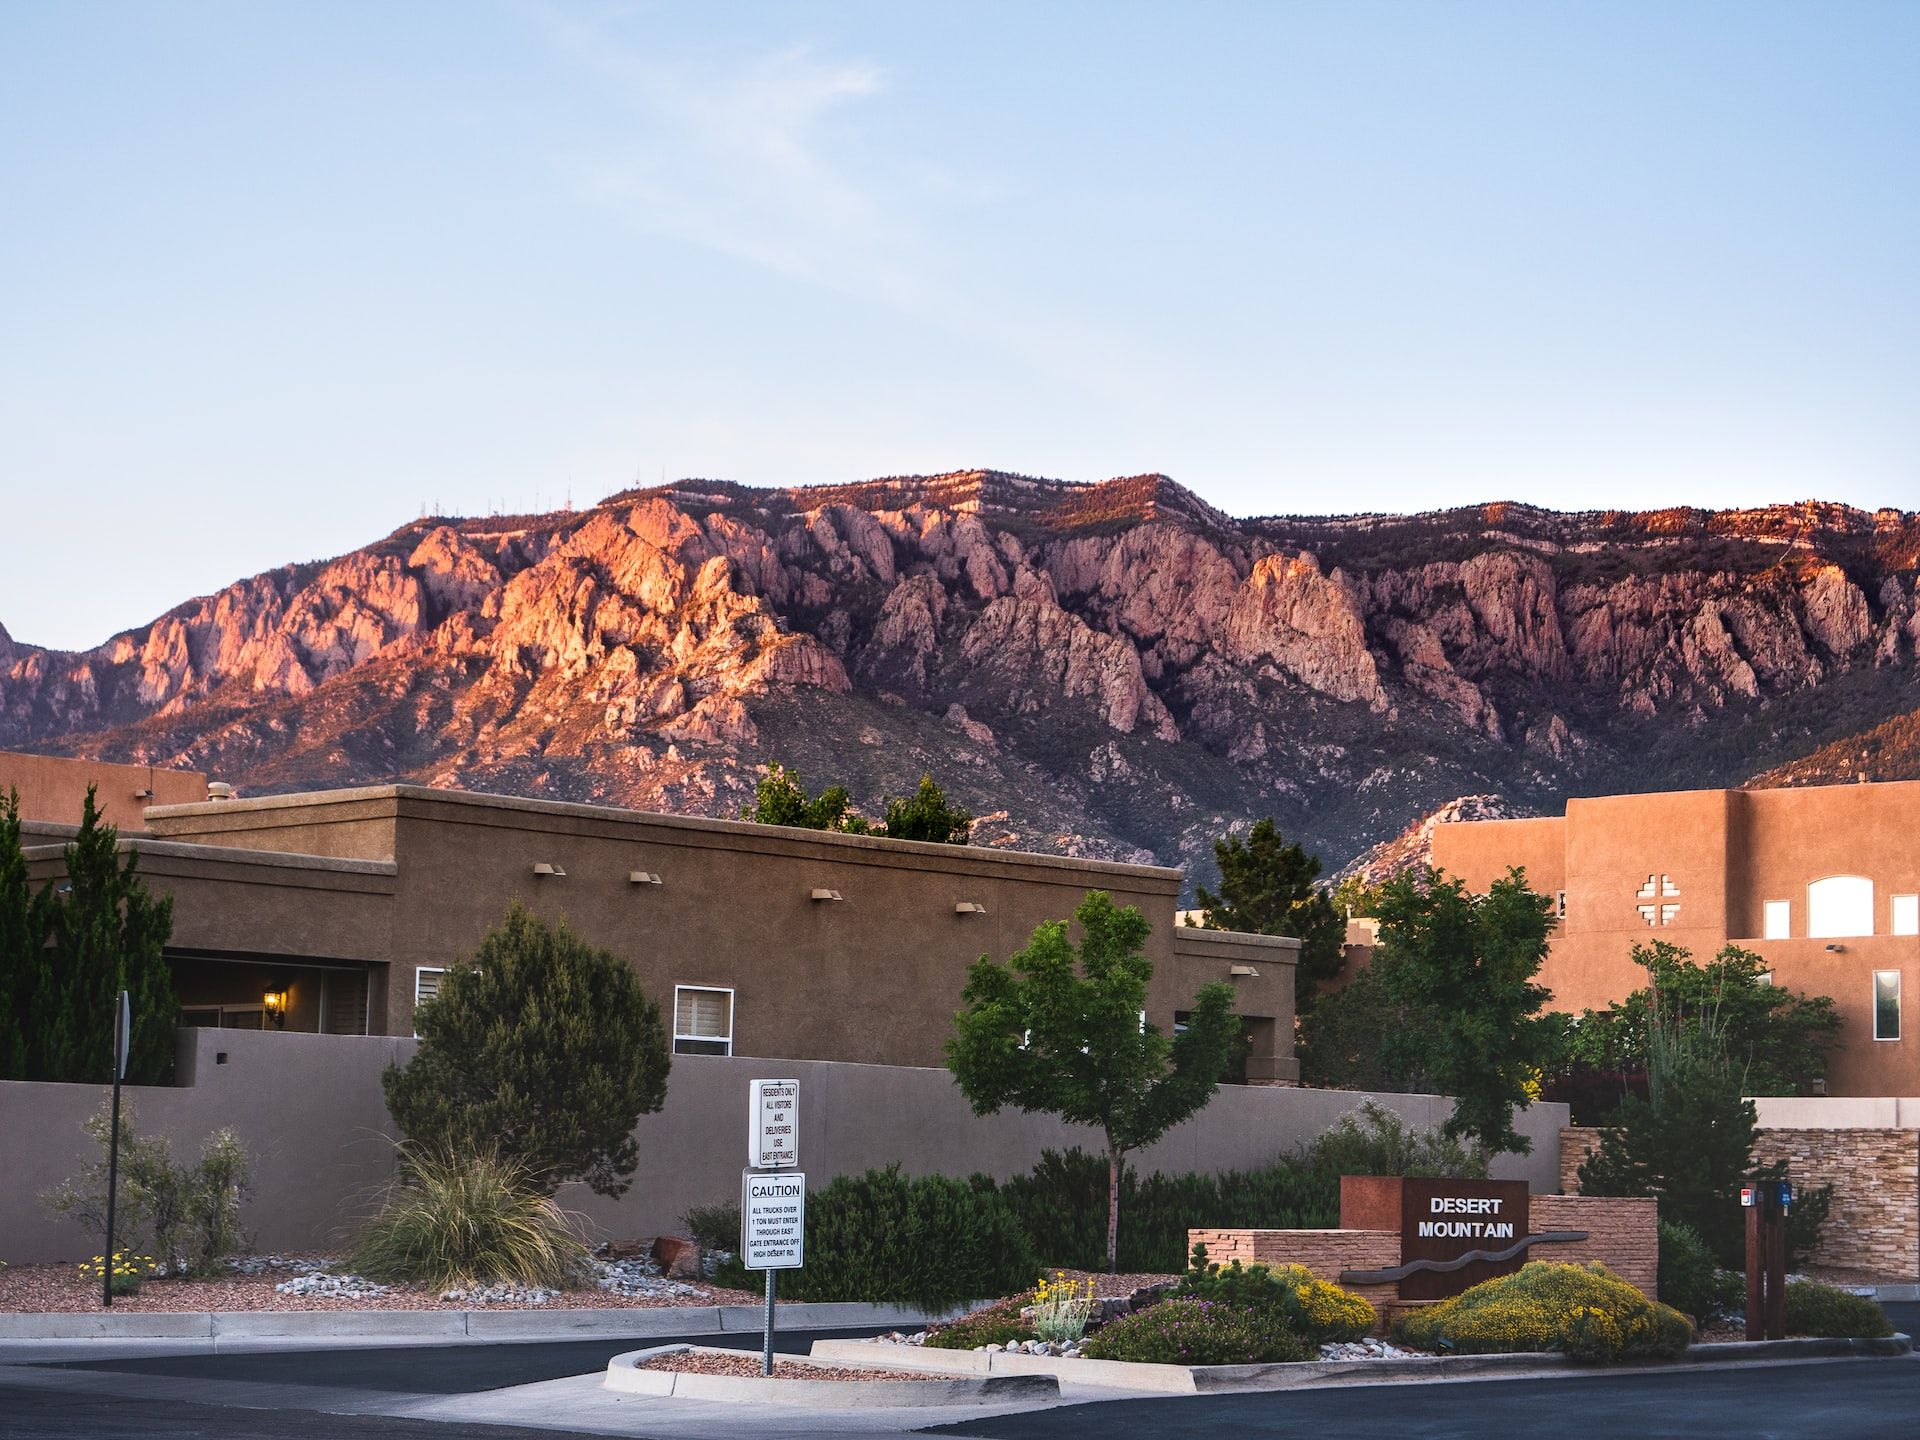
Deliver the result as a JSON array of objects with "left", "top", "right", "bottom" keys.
[
  {"left": 879, "top": 774, "right": 972, "bottom": 845},
  {"left": 946, "top": 890, "right": 1238, "bottom": 1271}
]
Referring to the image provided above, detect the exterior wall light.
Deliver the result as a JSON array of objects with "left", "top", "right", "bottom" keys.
[
  {"left": 262, "top": 990, "right": 288, "bottom": 1029},
  {"left": 955, "top": 901, "right": 987, "bottom": 915},
  {"left": 629, "top": 871, "right": 662, "bottom": 885},
  {"left": 133, "top": 788, "right": 153, "bottom": 800},
  {"left": 1825, "top": 943, "right": 1846, "bottom": 953},
  {"left": 533, "top": 862, "right": 567, "bottom": 877},
  {"left": 1229, "top": 964, "right": 1260, "bottom": 977},
  {"left": 809, "top": 888, "right": 843, "bottom": 902}
]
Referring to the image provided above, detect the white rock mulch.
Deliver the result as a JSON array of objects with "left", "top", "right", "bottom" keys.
[
  {"left": 274, "top": 1272, "right": 392, "bottom": 1299},
  {"left": 1318, "top": 1337, "right": 1419, "bottom": 1361}
]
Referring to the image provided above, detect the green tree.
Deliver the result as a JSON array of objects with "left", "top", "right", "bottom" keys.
[
  {"left": 383, "top": 903, "right": 670, "bottom": 1197},
  {"left": 0, "top": 788, "right": 53, "bottom": 1080},
  {"left": 37, "top": 789, "right": 176, "bottom": 1085},
  {"left": 946, "top": 889, "right": 1239, "bottom": 1271},
  {"left": 1560, "top": 941, "right": 1841, "bottom": 1098},
  {"left": 1372, "top": 867, "right": 1556, "bottom": 1155},
  {"left": 1296, "top": 962, "right": 1441, "bottom": 1092},
  {"left": 879, "top": 774, "right": 972, "bottom": 844},
  {"left": 741, "top": 762, "right": 870, "bottom": 834},
  {"left": 1193, "top": 818, "right": 1346, "bottom": 1010}
]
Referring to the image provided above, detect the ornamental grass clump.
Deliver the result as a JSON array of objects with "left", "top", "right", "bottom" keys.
[
  {"left": 1391, "top": 1261, "right": 1692, "bottom": 1364},
  {"left": 1029, "top": 1271, "right": 1097, "bottom": 1344},
  {"left": 1178, "top": 1244, "right": 1375, "bottom": 1344},
  {"left": 350, "top": 1147, "right": 590, "bottom": 1291},
  {"left": 1079, "top": 1296, "right": 1308, "bottom": 1365}
]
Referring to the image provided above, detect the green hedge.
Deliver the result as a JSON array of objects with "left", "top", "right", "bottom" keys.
[
  {"left": 1656, "top": 1220, "right": 1723, "bottom": 1325},
  {"left": 1783, "top": 1281, "right": 1893, "bottom": 1338},
  {"left": 993, "top": 1148, "right": 1338, "bottom": 1273},
  {"left": 695, "top": 1167, "right": 1037, "bottom": 1310}
]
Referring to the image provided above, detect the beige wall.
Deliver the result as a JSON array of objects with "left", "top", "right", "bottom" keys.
[
  {"left": 0, "top": 1028, "right": 1569, "bottom": 1264},
  {"left": 0, "top": 750, "right": 207, "bottom": 830},
  {"left": 1434, "top": 780, "right": 1920, "bottom": 1096}
]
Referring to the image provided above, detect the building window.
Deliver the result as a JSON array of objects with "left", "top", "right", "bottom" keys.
[
  {"left": 1763, "top": 900, "right": 1791, "bottom": 940},
  {"left": 1635, "top": 873, "right": 1680, "bottom": 927},
  {"left": 1808, "top": 876, "right": 1874, "bottom": 939},
  {"left": 1555, "top": 891, "right": 1567, "bottom": 921},
  {"left": 674, "top": 985, "right": 734, "bottom": 1056},
  {"left": 413, "top": 968, "right": 445, "bottom": 1039},
  {"left": 1873, "top": 971, "right": 1901, "bottom": 1042},
  {"left": 1894, "top": 895, "right": 1919, "bottom": 937}
]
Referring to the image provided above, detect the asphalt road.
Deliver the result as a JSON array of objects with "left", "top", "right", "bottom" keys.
[
  {"left": 38, "top": 1324, "right": 892, "bottom": 1394},
  {"left": 0, "top": 1388, "right": 569, "bottom": 1440},
  {"left": 932, "top": 1356, "right": 1920, "bottom": 1440}
]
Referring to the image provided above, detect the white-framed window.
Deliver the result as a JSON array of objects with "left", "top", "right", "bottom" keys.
[
  {"left": 1763, "top": 900, "right": 1791, "bottom": 940},
  {"left": 413, "top": 967, "right": 446, "bottom": 1038},
  {"left": 1894, "top": 895, "right": 1919, "bottom": 937},
  {"left": 1555, "top": 891, "right": 1567, "bottom": 921},
  {"left": 1873, "top": 971, "right": 1902, "bottom": 1042},
  {"left": 1808, "top": 876, "right": 1875, "bottom": 939},
  {"left": 674, "top": 985, "right": 734, "bottom": 1056}
]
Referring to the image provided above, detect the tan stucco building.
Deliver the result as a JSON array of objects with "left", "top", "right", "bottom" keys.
[
  {"left": 1432, "top": 781, "right": 1920, "bottom": 1097},
  {"left": 12, "top": 773, "right": 1299, "bottom": 1084}
]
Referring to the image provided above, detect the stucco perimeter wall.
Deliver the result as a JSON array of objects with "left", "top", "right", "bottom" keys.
[
  {"left": 0, "top": 1028, "right": 1567, "bottom": 1264},
  {"left": 1560, "top": 1124, "right": 1920, "bottom": 1279}
]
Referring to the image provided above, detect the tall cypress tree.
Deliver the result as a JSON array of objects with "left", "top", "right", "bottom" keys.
[
  {"left": 42, "top": 788, "right": 177, "bottom": 1084},
  {"left": 0, "top": 788, "right": 52, "bottom": 1080}
]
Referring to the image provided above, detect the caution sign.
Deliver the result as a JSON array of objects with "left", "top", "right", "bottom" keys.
[{"left": 741, "top": 1169, "right": 805, "bottom": 1271}]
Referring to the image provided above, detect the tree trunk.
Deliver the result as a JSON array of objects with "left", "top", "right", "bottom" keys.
[{"left": 1106, "top": 1140, "right": 1122, "bottom": 1274}]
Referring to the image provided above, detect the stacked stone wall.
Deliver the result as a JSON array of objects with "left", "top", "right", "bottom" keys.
[
  {"left": 1750, "top": 1128, "right": 1919, "bottom": 1277},
  {"left": 1560, "top": 1124, "right": 1920, "bottom": 1279}
]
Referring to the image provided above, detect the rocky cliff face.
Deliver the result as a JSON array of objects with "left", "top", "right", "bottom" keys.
[{"left": 5, "top": 473, "right": 1917, "bottom": 886}]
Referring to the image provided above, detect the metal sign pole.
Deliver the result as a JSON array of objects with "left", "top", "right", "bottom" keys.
[
  {"left": 102, "top": 989, "right": 129, "bottom": 1308},
  {"left": 763, "top": 1268, "right": 776, "bottom": 1376}
]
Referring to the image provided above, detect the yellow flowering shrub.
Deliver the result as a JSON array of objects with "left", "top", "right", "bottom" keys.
[
  {"left": 1392, "top": 1262, "right": 1692, "bottom": 1364},
  {"left": 1180, "top": 1247, "right": 1375, "bottom": 1343}
]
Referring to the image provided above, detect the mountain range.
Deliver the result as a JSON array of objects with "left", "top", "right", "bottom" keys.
[{"left": 5, "top": 472, "right": 1918, "bottom": 891}]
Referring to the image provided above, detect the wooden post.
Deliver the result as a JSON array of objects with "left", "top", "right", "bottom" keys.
[
  {"left": 1764, "top": 1199, "right": 1788, "bottom": 1341},
  {"left": 1744, "top": 1202, "right": 1763, "bottom": 1342}
]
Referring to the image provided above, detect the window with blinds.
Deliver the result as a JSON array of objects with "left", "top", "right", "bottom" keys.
[
  {"left": 413, "top": 968, "right": 446, "bottom": 1038},
  {"left": 674, "top": 985, "right": 733, "bottom": 1056}
]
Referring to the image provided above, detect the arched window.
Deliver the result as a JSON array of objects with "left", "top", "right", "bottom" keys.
[{"left": 1807, "top": 876, "right": 1875, "bottom": 939}]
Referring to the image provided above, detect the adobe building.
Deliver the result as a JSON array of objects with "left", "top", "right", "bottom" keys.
[
  {"left": 11, "top": 771, "right": 1300, "bottom": 1084},
  {"left": 1433, "top": 780, "right": 1920, "bottom": 1097},
  {"left": 0, "top": 749, "right": 210, "bottom": 828}
]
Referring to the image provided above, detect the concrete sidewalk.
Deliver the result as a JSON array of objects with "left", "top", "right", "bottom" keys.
[{"left": 0, "top": 1299, "right": 949, "bottom": 1345}]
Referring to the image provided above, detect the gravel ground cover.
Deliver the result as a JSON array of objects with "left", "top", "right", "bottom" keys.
[
  {"left": 0, "top": 1252, "right": 761, "bottom": 1313},
  {"left": 635, "top": 1351, "right": 932, "bottom": 1381}
]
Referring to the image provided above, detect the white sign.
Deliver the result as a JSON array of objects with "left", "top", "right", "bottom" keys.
[
  {"left": 749, "top": 1078, "right": 799, "bottom": 1170},
  {"left": 742, "top": 1169, "right": 805, "bottom": 1270}
]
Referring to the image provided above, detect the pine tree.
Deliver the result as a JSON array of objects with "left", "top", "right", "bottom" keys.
[
  {"left": 1194, "top": 818, "right": 1346, "bottom": 1010},
  {"left": 41, "top": 788, "right": 177, "bottom": 1084},
  {"left": 0, "top": 789, "right": 53, "bottom": 1080},
  {"left": 880, "top": 775, "right": 972, "bottom": 844}
]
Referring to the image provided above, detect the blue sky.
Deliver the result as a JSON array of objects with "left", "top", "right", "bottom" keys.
[{"left": 3, "top": 1, "right": 1917, "bottom": 651}]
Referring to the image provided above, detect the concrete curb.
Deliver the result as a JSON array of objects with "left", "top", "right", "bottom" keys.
[
  {"left": 1861, "top": 1284, "right": 1920, "bottom": 1303},
  {"left": 603, "top": 1344, "right": 1058, "bottom": 1406},
  {"left": 0, "top": 1300, "right": 949, "bottom": 1343},
  {"left": 808, "top": 1331, "right": 1915, "bottom": 1394}
]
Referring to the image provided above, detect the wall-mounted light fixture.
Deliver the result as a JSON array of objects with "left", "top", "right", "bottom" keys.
[
  {"left": 629, "top": 871, "right": 662, "bottom": 886},
  {"left": 1824, "top": 943, "right": 1846, "bottom": 953},
  {"left": 954, "top": 901, "right": 987, "bottom": 915},
  {"left": 262, "top": 989, "right": 288, "bottom": 1029},
  {"left": 133, "top": 788, "right": 153, "bottom": 800},
  {"left": 810, "top": 888, "right": 843, "bottom": 902},
  {"left": 533, "top": 862, "right": 567, "bottom": 877},
  {"left": 1228, "top": 964, "right": 1261, "bottom": 978}
]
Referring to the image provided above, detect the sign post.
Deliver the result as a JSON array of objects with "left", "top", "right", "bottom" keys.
[
  {"left": 743, "top": 1079, "right": 802, "bottom": 1376},
  {"left": 102, "top": 989, "right": 130, "bottom": 1309}
]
